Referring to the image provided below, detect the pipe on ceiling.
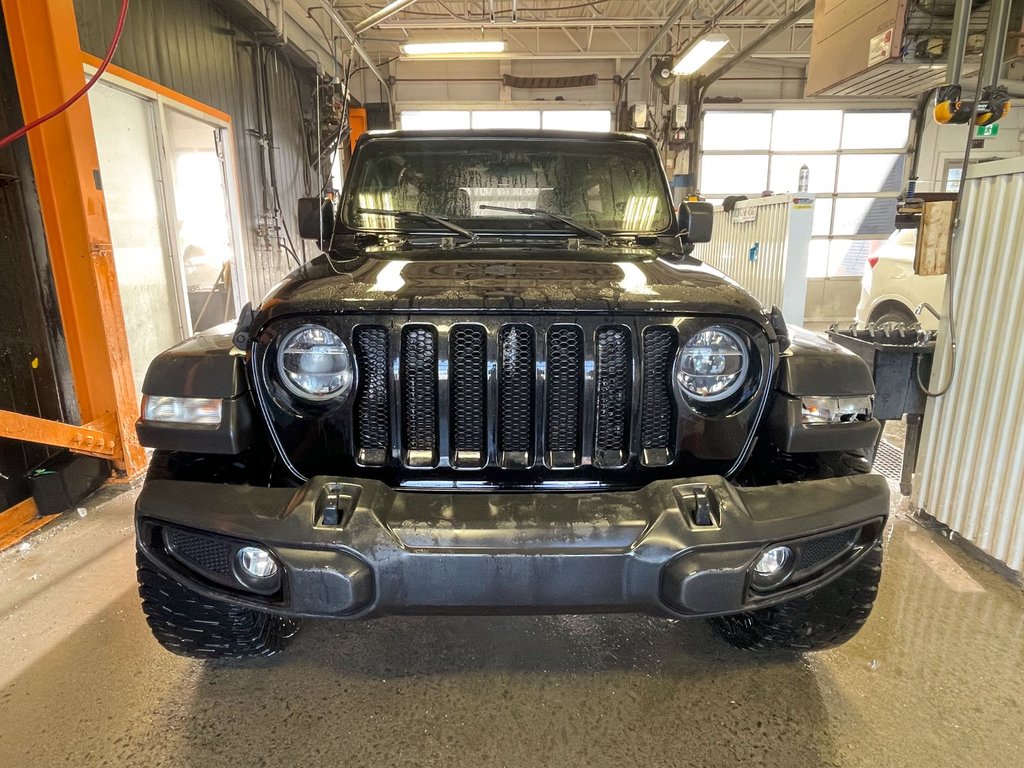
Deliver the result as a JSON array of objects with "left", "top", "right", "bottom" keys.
[{"left": 354, "top": 0, "right": 421, "bottom": 34}]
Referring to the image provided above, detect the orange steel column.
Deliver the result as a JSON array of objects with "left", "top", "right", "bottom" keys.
[{"left": 1, "top": 0, "right": 146, "bottom": 475}]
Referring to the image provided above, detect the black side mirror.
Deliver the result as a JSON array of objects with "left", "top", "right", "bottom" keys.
[
  {"left": 678, "top": 201, "right": 714, "bottom": 244},
  {"left": 297, "top": 197, "right": 335, "bottom": 243}
]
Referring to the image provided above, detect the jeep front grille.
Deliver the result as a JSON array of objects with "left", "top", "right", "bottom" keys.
[{"left": 350, "top": 318, "right": 680, "bottom": 471}]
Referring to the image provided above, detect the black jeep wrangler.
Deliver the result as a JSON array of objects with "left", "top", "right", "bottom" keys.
[{"left": 134, "top": 130, "right": 888, "bottom": 659}]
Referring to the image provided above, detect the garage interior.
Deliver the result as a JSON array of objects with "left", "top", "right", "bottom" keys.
[{"left": 1, "top": 0, "right": 1023, "bottom": 765}]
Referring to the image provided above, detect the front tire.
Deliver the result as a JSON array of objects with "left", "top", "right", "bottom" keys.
[
  {"left": 137, "top": 552, "right": 300, "bottom": 659},
  {"left": 710, "top": 544, "right": 882, "bottom": 652}
]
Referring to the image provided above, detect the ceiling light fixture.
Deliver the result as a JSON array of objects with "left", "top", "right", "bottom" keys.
[
  {"left": 671, "top": 32, "right": 730, "bottom": 76},
  {"left": 400, "top": 40, "right": 507, "bottom": 57}
]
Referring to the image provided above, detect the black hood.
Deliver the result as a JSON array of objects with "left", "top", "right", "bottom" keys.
[{"left": 254, "top": 241, "right": 768, "bottom": 326}]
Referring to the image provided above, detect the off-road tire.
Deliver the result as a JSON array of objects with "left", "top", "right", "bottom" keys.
[
  {"left": 137, "top": 552, "right": 300, "bottom": 659},
  {"left": 710, "top": 544, "right": 882, "bottom": 652}
]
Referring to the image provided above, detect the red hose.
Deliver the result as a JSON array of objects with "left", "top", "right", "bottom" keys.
[{"left": 0, "top": 0, "right": 131, "bottom": 150}]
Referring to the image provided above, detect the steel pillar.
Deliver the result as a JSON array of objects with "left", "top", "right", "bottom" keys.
[{"left": 1, "top": 0, "right": 146, "bottom": 475}]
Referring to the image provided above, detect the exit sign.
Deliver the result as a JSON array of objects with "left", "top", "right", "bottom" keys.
[{"left": 977, "top": 123, "right": 1000, "bottom": 138}]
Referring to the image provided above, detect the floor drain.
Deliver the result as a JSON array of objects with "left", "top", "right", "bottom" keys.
[{"left": 873, "top": 440, "right": 904, "bottom": 481}]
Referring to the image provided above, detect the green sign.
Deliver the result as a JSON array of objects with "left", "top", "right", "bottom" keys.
[{"left": 976, "top": 123, "right": 999, "bottom": 138}]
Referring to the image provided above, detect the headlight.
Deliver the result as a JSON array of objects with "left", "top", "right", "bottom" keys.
[
  {"left": 801, "top": 395, "right": 873, "bottom": 425},
  {"left": 277, "top": 325, "right": 354, "bottom": 400},
  {"left": 142, "top": 395, "right": 222, "bottom": 425},
  {"left": 676, "top": 326, "right": 749, "bottom": 401}
]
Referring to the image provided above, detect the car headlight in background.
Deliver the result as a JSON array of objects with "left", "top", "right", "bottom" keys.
[
  {"left": 676, "top": 326, "right": 750, "bottom": 401},
  {"left": 142, "top": 395, "right": 222, "bottom": 425},
  {"left": 277, "top": 325, "right": 354, "bottom": 400},
  {"left": 801, "top": 395, "right": 873, "bottom": 425}
]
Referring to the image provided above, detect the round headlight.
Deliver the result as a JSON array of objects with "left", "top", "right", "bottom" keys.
[
  {"left": 676, "top": 326, "right": 749, "bottom": 402},
  {"left": 277, "top": 325, "right": 354, "bottom": 400}
]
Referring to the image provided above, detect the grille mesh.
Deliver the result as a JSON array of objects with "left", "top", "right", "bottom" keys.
[
  {"left": 498, "top": 326, "right": 535, "bottom": 454},
  {"left": 640, "top": 327, "right": 678, "bottom": 450},
  {"left": 546, "top": 326, "right": 584, "bottom": 455},
  {"left": 401, "top": 326, "right": 438, "bottom": 455},
  {"left": 167, "top": 529, "right": 233, "bottom": 575},
  {"left": 450, "top": 325, "right": 487, "bottom": 458},
  {"left": 797, "top": 530, "right": 856, "bottom": 571},
  {"left": 353, "top": 326, "right": 391, "bottom": 457},
  {"left": 595, "top": 327, "right": 632, "bottom": 462}
]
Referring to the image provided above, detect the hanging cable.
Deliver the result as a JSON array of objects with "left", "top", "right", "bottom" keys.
[
  {"left": 259, "top": 45, "right": 303, "bottom": 267},
  {"left": 0, "top": 0, "right": 131, "bottom": 150},
  {"left": 914, "top": 72, "right": 986, "bottom": 398}
]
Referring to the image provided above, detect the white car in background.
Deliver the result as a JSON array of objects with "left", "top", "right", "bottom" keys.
[{"left": 855, "top": 228, "right": 945, "bottom": 331}]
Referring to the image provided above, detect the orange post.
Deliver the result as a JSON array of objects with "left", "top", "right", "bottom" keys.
[
  {"left": 349, "top": 107, "right": 368, "bottom": 152},
  {"left": 1, "top": 0, "right": 146, "bottom": 475}
]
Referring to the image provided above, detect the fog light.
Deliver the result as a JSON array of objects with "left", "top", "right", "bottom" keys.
[
  {"left": 751, "top": 545, "right": 793, "bottom": 589},
  {"left": 237, "top": 546, "right": 279, "bottom": 579}
]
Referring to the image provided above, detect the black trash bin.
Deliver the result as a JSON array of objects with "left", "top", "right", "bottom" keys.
[{"left": 828, "top": 326, "right": 937, "bottom": 495}]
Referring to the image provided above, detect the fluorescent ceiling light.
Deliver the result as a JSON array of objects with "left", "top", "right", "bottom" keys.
[
  {"left": 671, "top": 33, "right": 730, "bottom": 75},
  {"left": 400, "top": 40, "right": 507, "bottom": 57}
]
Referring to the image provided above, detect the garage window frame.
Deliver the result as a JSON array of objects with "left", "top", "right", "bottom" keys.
[{"left": 700, "top": 105, "right": 913, "bottom": 276}]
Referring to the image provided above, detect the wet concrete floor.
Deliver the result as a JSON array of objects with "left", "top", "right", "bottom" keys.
[{"left": 1, "top": 482, "right": 1022, "bottom": 768}]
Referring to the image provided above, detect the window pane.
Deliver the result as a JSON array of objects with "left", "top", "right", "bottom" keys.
[
  {"left": 472, "top": 110, "right": 540, "bottom": 130},
  {"left": 841, "top": 112, "right": 911, "bottom": 149},
  {"left": 542, "top": 110, "right": 612, "bottom": 132},
  {"left": 769, "top": 154, "right": 837, "bottom": 194},
  {"left": 807, "top": 240, "right": 829, "bottom": 278},
  {"left": 837, "top": 154, "right": 905, "bottom": 193},
  {"left": 833, "top": 198, "right": 897, "bottom": 236},
  {"left": 828, "top": 238, "right": 888, "bottom": 276},
  {"left": 165, "top": 109, "right": 237, "bottom": 333},
  {"left": 699, "top": 154, "right": 769, "bottom": 195},
  {"left": 812, "top": 199, "right": 833, "bottom": 236},
  {"left": 400, "top": 110, "right": 471, "bottom": 130},
  {"left": 771, "top": 110, "right": 842, "bottom": 151},
  {"left": 703, "top": 111, "right": 772, "bottom": 150}
]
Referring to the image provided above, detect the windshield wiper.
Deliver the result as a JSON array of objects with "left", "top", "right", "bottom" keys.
[
  {"left": 356, "top": 208, "right": 477, "bottom": 242},
  {"left": 478, "top": 205, "right": 608, "bottom": 244}
]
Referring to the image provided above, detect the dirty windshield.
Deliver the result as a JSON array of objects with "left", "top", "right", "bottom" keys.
[{"left": 342, "top": 137, "right": 673, "bottom": 236}]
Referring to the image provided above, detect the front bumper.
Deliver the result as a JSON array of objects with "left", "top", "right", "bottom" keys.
[{"left": 135, "top": 474, "right": 888, "bottom": 620}]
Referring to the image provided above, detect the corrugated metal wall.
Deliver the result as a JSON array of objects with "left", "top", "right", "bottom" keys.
[
  {"left": 914, "top": 156, "right": 1024, "bottom": 573},
  {"left": 75, "top": 0, "right": 316, "bottom": 301},
  {"left": 692, "top": 195, "right": 814, "bottom": 325}
]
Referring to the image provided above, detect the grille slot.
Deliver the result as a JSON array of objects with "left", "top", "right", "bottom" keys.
[
  {"left": 639, "top": 326, "right": 678, "bottom": 466},
  {"left": 594, "top": 326, "right": 633, "bottom": 467},
  {"left": 401, "top": 326, "right": 438, "bottom": 467},
  {"left": 498, "top": 325, "right": 536, "bottom": 467},
  {"left": 337, "top": 319, "right": 694, "bottom": 473},
  {"left": 450, "top": 324, "right": 487, "bottom": 467},
  {"left": 353, "top": 326, "right": 391, "bottom": 465},
  {"left": 546, "top": 325, "right": 584, "bottom": 467},
  {"left": 166, "top": 528, "right": 233, "bottom": 576}
]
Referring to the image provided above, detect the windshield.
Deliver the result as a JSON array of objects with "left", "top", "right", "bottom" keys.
[{"left": 341, "top": 137, "right": 674, "bottom": 235}]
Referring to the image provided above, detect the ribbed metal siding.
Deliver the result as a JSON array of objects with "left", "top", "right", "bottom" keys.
[
  {"left": 74, "top": 0, "right": 313, "bottom": 301},
  {"left": 692, "top": 194, "right": 813, "bottom": 325},
  {"left": 915, "top": 157, "right": 1024, "bottom": 573}
]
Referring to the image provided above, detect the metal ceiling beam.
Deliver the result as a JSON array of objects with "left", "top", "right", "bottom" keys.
[
  {"left": 393, "top": 50, "right": 809, "bottom": 61},
  {"left": 620, "top": 0, "right": 698, "bottom": 86},
  {"left": 316, "top": 1, "right": 392, "bottom": 99},
  {"left": 375, "top": 17, "right": 815, "bottom": 30},
  {"left": 702, "top": 0, "right": 815, "bottom": 85},
  {"left": 355, "top": 0, "right": 421, "bottom": 34}
]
